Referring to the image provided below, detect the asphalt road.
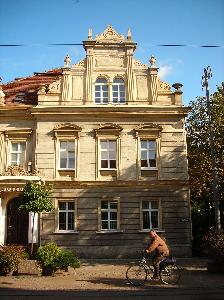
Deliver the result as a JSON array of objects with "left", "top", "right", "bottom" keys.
[{"left": 1, "top": 288, "right": 224, "bottom": 300}]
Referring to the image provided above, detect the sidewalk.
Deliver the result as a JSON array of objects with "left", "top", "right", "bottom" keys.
[{"left": 0, "top": 258, "right": 224, "bottom": 292}]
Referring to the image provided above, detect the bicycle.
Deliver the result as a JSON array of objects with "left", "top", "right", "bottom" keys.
[{"left": 126, "top": 251, "right": 181, "bottom": 286}]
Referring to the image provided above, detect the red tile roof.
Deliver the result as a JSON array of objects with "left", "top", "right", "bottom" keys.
[{"left": 2, "top": 68, "right": 63, "bottom": 106}]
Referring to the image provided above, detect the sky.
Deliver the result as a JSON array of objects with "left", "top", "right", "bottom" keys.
[{"left": 0, "top": 0, "right": 223, "bottom": 105}]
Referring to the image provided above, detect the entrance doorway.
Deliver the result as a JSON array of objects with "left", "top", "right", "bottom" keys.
[{"left": 6, "top": 197, "right": 29, "bottom": 245}]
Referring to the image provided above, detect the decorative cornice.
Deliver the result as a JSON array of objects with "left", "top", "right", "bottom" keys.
[{"left": 134, "top": 123, "right": 163, "bottom": 138}]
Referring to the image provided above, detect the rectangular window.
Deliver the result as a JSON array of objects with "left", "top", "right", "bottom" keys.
[
  {"left": 58, "top": 201, "right": 75, "bottom": 231},
  {"left": 142, "top": 200, "right": 159, "bottom": 230},
  {"left": 10, "top": 142, "right": 26, "bottom": 166},
  {"left": 140, "top": 140, "right": 157, "bottom": 169},
  {"left": 59, "top": 141, "right": 75, "bottom": 169},
  {"left": 101, "top": 200, "right": 118, "bottom": 230},
  {"left": 100, "top": 140, "right": 117, "bottom": 169}
]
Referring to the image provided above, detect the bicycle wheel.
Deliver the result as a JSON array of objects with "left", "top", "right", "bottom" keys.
[
  {"left": 126, "top": 264, "right": 147, "bottom": 286},
  {"left": 160, "top": 264, "right": 181, "bottom": 285}
]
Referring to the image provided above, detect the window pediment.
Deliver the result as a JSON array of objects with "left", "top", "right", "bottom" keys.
[
  {"left": 94, "top": 123, "right": 123, "bottom": 137},
  {"left": 5, "top": 129, "right": 32, "bottom": 140},
  {"left": 134, "top": 123, "right": 162, "bottom": 138},
  {"left": 53, "top": 123, "right": 82, "bottom": 138}
]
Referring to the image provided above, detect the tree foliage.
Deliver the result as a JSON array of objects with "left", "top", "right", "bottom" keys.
[
  {"left": 186, "top": 83, "right": 224, "bottom": 246},
  {"left": 19, "top": 181, "right": 53, "bottom": 213},
  {"left": 19, "top": 181, "right": 54, "bottom": 255}
]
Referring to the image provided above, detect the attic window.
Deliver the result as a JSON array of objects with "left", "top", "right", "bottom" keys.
[{"left": 14, "top": 92, "right": 25, "bottom": 102}]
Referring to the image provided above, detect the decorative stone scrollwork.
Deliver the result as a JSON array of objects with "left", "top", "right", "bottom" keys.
[
  {"left": 74, "top": 59, "right": 86, "bottom": 68},
  {"left": 95, "top": 25, "right": 125, "bottom": 43},
  {"left": 133, "top": 59, "right": 148, "bottom": 69},
  {"left": 48, "top": 79, "right": 61, "bottom": 93},
  {"left": 0, "top": 165, "right": 39, "bottom": 176},
  {"left": 158, "top": 79, "right": 171, "bottom": 91}
]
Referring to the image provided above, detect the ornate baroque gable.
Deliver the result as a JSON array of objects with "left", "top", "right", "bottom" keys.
[{"left": 95, "top": 25, "right": 126, "bottom": 43}]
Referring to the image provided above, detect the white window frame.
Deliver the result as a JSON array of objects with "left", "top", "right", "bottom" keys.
[
  {"left": 10, "top": 141, "right": 27, "bottom": 166},
  {"left": 140, "top": 200, "right": 160, "bottom": 231},
  {"left": 59, "top": 140, "right": 76, "bottom": 170},
  {"left": 95, "top": 78, "right": 109, "bottom": 104},
  {"left": 55, "top": 200, "right": 77, "bottom": 232},
  {"left": 99, "top": 199, "right": 120, "bottom": 232},
  {"left": 53, "top": 123, "right": 82, "bottom": 179},
  {"left": 112, "top": 78, "right": 126, "bottom": 104},
  {"left": 140, "top": 139, "right": 157, "bottom": 170},
  {"left": 94, "top": 77, "right": 126, "bottom": 105},
  {"left": 100, "top": 139, "right": 117, "bottom": 170}
]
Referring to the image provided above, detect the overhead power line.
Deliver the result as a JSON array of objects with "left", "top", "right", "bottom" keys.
[{"left": 0, "top": 43, "right": 223, "bottom": 48}]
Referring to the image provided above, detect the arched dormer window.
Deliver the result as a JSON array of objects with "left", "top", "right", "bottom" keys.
[
  {"left": 112, "top": 78, "right": 125, "bottom": 104},
  {"left": 95, "top": 78, "right": 109, "bottom": 104}
]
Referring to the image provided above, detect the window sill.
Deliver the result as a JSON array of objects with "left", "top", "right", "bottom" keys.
[
  {"left": 138, "top": 229, "right": 165, "bottom": 233},
  {"left": 53, "top": 231, "right": 79, "bottom": 234},
  {"left": 58, "top": 170, "right": 76, "bottom": 177},
  {"left": 100, "top": 169, "right": 117, "bottom": 177},
  {"left": 140, "top": 169, "right": 158, "bottom": 179},
  {"left": 96, "top": 230, "right": 124, "bottom": 234}
]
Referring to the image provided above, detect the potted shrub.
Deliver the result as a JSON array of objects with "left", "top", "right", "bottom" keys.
[
  {"left": 0, "top": 245, "right": 28, "bottom": 276},
  {"left": 203, "top": 228, "right": 224, "bottom": 273},
  {"left": 35, "top": 242, "right": 80, "bottom": 276},
  {"left": 58, "top": 250, "right": 80, "bottom": 272}
]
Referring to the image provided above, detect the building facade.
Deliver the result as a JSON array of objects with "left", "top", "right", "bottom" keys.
[{"left": 0, "top": 25, "right": 191, "bottom": 258}]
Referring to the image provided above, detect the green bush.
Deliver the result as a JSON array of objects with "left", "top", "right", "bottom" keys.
[
  {"left": 35, "top": 242, "right": 80, "bottom": 275},
  {"left": 0, "top": 245, "right": 28, "bottom": 275},
  {"left": 35, "top": 242, "right": 62, "bottom": 269},
  {"left": 202, "top": 229, "right": 224, "bottom": 263},
  {"left": 58, "top": 250, "right": 80, "bottom": 270}
]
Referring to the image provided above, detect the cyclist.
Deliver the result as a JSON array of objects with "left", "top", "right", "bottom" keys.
[{"left": 145, "top": 230, "right": 170, "bottom": 279}]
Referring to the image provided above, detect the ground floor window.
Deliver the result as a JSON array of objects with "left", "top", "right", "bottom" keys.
[
  {"left": 100, "top": 200, "right": 118, "bottom": 230},
  {"left": 58, "top": 201, "right": 75, "bottom": 231},
  {"left": 141, "top": 200, "right": 159, "bottom": 230}
]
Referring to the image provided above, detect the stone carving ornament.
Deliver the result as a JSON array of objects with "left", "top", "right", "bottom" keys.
[{"left": 95, "top": 24, "right": 125, "bottom": 42}]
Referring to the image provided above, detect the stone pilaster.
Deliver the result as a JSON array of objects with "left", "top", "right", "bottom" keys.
[
  {"left": 0, "top": 132, "right": 4, "bottom": 174},
  {"left": 126, "top": 49, "right": 135, "bottom": 103},
  {"left": 85, "top": 48, "right": 94, "bottom": 103},
  {"left": 148, "top": 55, "right": 158, "bottom": 102},
  {"left": 61, "top": 68, "right": 72, "bottom": 103}
]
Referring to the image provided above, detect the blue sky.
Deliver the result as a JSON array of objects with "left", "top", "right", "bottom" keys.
[{"left": 0, "top": 0, "right": 223, "bottom": 105}]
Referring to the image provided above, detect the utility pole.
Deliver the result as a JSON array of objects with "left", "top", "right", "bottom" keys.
[{"left": 201, "top": 66, "right": 221, "bottom": 230}]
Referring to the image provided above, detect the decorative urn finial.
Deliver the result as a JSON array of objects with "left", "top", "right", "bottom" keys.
[
  {"left": 172, "top": 83, "right": 183, "bottom": 91},
  {"left": 88, "top": 28, "right": 93, "bottom": 40},
  {"left": 63, "top": 54, "right": 71, "bottom": 68},
  {"left": 127, "top": 28, "right": 132, "bottom": 40},
  {"left": 149, "top": 55, "right": 157, "bottom": 67}
]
